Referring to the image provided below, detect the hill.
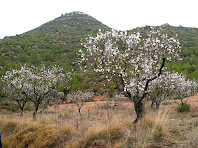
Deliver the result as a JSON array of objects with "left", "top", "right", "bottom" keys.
[
  {"left": 0, "top": 12, "right": 198, "bottom": 83},
  {"left": 27, "top": 11, "right": 110, "bottom": 35},
  {"left": 0, "top": 11, "right": 110, "bottom": 75}
]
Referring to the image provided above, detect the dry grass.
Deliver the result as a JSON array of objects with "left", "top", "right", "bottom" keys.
[
  {"left": 1, "top": 120, "right": 75, "bottom": 148},
  {"left": 1, "top": 94, "right": 198, "bottom": 147}
]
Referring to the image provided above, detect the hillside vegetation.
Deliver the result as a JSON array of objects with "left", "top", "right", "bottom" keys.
[
  {"left": 0, "top": 11, "right": 110, "bottom": 75},
  {"left": 1, "top": 11, "right": 198, "bottom": 148},
  {"left": 0, "top": 12, "right": 198, "bottom": 82}
]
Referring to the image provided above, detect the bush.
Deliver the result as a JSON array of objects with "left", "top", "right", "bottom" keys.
[{"left": 176, "top": 103, "right": 191, "bottom": 113}]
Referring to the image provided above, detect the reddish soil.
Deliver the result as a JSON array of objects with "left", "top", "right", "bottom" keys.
[
  {"left": 47, "top": 95, "right": 134, "bottom": 111},
  {"left": 47, "top": 93, "right": 198, "bottom": 113}
]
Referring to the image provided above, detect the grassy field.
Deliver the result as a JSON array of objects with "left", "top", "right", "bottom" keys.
[{"left": 1, "top": 94, "right": 198, "bottom": 147}]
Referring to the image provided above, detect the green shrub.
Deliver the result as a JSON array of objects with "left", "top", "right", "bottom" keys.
[
  {"left": 176, "top": 103, "right": 191, "bottom": 113},
  {"left": 98, "top": 87, "right": 106, "bottom": 95}
]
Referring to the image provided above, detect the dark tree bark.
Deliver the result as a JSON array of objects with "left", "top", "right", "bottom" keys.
[
  {"left": 151, "top": 101, "right": 160, "bottom": 110},
  {"left": 112, "top": 58, "right": 166, "bottom": 124},
  {"left": 33, "top": 98, "right": 40, "bottom": 120},
  {"left": 132, "top": 58, "right": 165, "bottom": 123},
  {"left": 78, "top": 108, "right": 81, "bottom": 115},
  {"left": 19, "top": 106, "right": 24, "bottom": 116},
  {"left": 32, "top": 88, "right": 53, "bottom": 120},
  {"left": 77, "top": 103, "right": 83, "bottom": 116},
  {"left": 33, "top": 104, "right": 39, "bottom": 120},
  {"left": 16, "top": 100, "right": 27, "bottom": 116},
  {"left": 133, "top": 101, "right": 145, "bottom": 124},
  {"left": 156, "top": 102, "right": 160, "bottom": 110}
]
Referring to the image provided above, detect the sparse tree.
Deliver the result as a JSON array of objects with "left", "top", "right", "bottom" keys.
[
  {"left": 66, "top": 91, "right": 93, "bottom": 115},
  {"left": 79, "top": 29, "right": 181, "bottom": 123}
]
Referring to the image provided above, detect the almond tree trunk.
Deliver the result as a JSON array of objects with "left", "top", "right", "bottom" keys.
[
  {"left": 133, "top": 101, "right": 145, "bottom": 124},
  {"left": 19, "top": 107, "right": 24, "bottom": 116},
  {"left": 156, "top": 102, "right": 160, "bottom": 110},
  {"left": 33, "top": 103, "right": 39, "bottom": 120}
]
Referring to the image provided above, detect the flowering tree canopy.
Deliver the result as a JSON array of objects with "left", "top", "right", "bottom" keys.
[
  {"left": 79, "top": 29, "right": 181, "bottom": 123},
  {"left": 66, "top": 91, "right": 93, "bottom": 115},
  {"left": 148, "top": 72, "right": 175, "bottom": 109},
  {"left": 170, "top": 73, "right": 198, "bottom": 104},
  {"left": 2, "top": 65, "right": 70, "bottom": 119},
  {"left": 148, "top": 72, "right": 197, "bottom": 109}
]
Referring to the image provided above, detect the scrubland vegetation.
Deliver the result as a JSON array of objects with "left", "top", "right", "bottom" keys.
[
  {"left": 1, "top": 95, "right": 198, "bottom": 147},
  {"left": 1, "top": 12, "right": 198, "bottom": 147}
]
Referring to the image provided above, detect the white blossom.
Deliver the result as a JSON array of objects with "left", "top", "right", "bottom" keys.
[{"left": 79, "top": 29, "right": 181, "bottom": 102}]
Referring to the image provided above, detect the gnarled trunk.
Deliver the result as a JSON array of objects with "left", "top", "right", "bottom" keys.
[
  {"left": 133, "top": 101, "right": 145, "bottom": 124},
  {"left": 16, "top": 100, "right": 27, "bottom": 116},
  {"left": 33, "top": 103, "right": 39, "bottom": 120},
  {"left": 156, "top": 102, "right": 160, "bottom": 110},
  {"left": 19, "top": 107, "right": 24, "bottom": 116}
]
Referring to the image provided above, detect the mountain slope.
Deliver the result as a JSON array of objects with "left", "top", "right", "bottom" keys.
[
  {"left": 0, "top": 13, "right": 198, "bottom": 81},
  {"left": 0, "top": 11, "right": 111, "bottom": 75},
  {"left": 27, "top": 11, "right": 110, "bottom": 35}
]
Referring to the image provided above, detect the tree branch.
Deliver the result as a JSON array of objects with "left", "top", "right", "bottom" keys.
[{"left": 139, "top": 58, "right": 166, "bottom": 103}]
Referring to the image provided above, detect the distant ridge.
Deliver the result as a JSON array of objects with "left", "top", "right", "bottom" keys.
[
  {"left": 26, "top": 11, "right": 110, "bottom": 35},
  {"left": 0, "top": 11, "right": 198, "bottom": 81}
]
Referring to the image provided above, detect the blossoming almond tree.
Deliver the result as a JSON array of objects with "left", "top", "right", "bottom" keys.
[
  {"left": 3, "top": 85, "right": 27, "bottom": 116},
  {"left": 171, "top": 74, "right": 198, "bottom": 105},
  {"left": 148, "top": 72, "right": 175, "bottom": 110},
  {"left": 79, "top": 29, "right": 181, "bottom": 123},
  {"left": 148, "top": 72, "right": 197, "bottom": 110},
  {"left": 2, "top": 65, "right": 70, "bottom": 119},
  {"left": 2, "top": 66, "right": 32, "bottom": 116},
  {"left": 66, "top": 91, "right": 93, "bottom": 115}
]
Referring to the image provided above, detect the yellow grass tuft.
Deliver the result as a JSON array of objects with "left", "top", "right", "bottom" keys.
[
  {"left": 1, "top": 119, "right": 76, "bottom": 148},
  {"left": 123, "top": 108, "right": 169, "bottom": 147},
  {"left": 73, "top": 116, "right": 126, "bottom": 148},
  {"left": 2, "top": 100, "right": 193, "bottom": 147}
]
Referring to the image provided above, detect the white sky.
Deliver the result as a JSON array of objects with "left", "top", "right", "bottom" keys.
[{"left": 0, "top": 0, "right": 197, "bottom": 39}]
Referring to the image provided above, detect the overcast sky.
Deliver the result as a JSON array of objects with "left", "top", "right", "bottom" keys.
[{"left": 0, "top": 0, "right": 197, "bottom": 39}]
